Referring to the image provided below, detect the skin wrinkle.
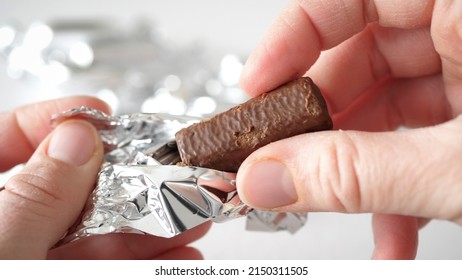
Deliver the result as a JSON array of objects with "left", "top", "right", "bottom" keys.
[
  {"left": 311, "top": 0, "right": 340, "bottom": 48},
  {"left": 2, "top": 171, "right": 70, "bottom": 231},
  {"left": 2, "top": 183, "right": 60, "bottom": 249},
  {"left": 302, "top": 131, "right": 363, "bottom": 213},
  {"left": 322, "top": 136, "right": 350, "bottom": 212},
  {"left": 374, "top": 0, "right": 433, "bottom": 28},
  {"left": 385, "top": 80, "right": 407, "bottom": 129},
  {"left": 24, "top": 158, "right": 73, "bottom": 200},
  {"left": 363, "top": 0, "right": 379, "bottom": 23},
  {"left": 5, "top": 176, "right": 54, "bottom": 209},
  {"left": 295, "top": 0, "right": 325, "bottom": 47},
  {"left": 5, "top": 171, "right": 62, "bottom": 208},
  {"left": 2, "top": 185, "right": 56, "bottom": 223},
  {"left": 367, "top": 26, "right": 391, "bottom": 83},
  {"left": 306, "top": 0, "right": 365, "bottom": 49},
  {"left": 292, "top": 0, "right": 322, "bottom": 71},
  {"left": 330, "top": 132, "right": 362, "bottom": 213}
]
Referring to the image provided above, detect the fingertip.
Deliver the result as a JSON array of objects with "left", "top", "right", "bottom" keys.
[
  {"left": 47, "top": 120, "right": 101, "bottom": 166},
  {"left": 239, "top": 40, "right": 313, "bottom": 98},
  {"left": 240, "top": 0, "right": 325, "bottom": 98},
  {"left": 239, "top": 49, "right": 269, "bottom": 97},
  {"left": 237, "top": 158, "right": 298, "bottom": 210},
  {"left": 372, "top": 214, "right": 418, "bottom": 260}
]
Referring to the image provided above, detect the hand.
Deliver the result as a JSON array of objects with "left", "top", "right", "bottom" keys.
[
  {"left": 237, "top": 0, "right": 462, "bottom": 259},
  {"left": 0, "top": 97, "right": 209, "bottom": 259}
]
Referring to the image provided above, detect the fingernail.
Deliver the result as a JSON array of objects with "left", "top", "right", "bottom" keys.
[
  {"left": 240, "top": 160, "right": 297, "bottom": 209},
  {"left": 48, "top": 121, "right": 97, "bottom": 166}
]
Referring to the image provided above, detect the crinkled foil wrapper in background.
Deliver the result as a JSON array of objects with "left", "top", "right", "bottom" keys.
[{"left": 52, "top": 107, "right": 307, "bottom": 244}]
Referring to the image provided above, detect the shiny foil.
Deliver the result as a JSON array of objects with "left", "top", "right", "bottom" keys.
[{"left": 52, "top": 107, "right": 306, "bottom": 243}]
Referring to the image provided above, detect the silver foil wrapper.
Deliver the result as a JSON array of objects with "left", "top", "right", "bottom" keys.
[{"left": 52, "top": 107, "right": 306, "bottom": 243}]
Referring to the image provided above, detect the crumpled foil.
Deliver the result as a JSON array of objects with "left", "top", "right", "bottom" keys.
[{"left": 52, "top": 106, "right": 307, "bottom": 243}]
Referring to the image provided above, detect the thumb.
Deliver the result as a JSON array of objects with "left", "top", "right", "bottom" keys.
[
  {"left": 237, "top": 116, "right": 462, "bottom": 224},
  {"left": 0, "top": 120, "right": 103, "bottom": 259}
]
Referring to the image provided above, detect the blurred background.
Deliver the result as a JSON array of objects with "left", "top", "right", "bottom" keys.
[{"left": 1, "top": 0, "right": 461, "bottom": 259}]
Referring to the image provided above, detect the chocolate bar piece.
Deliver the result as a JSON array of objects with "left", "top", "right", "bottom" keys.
[{"left": 175, "top": 77, "right": 333, "bottom": 172}]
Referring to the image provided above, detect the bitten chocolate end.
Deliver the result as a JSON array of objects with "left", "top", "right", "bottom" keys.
[{"left": 175, "top": 77, "right": 332, "bottom": 172}]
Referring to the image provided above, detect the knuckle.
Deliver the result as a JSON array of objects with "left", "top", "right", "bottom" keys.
[
  {"left": 4, "top": 171, "right": 62, "bottom": 217},
  {"left": 316, "top": 131, "right": 363, "bottom": 212}
]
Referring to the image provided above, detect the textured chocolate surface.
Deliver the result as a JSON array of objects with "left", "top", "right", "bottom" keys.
[{"left": 175, "top": 77, "right": 333, "bottom": 172}]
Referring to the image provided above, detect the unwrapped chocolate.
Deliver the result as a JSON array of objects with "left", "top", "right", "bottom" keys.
[
  {"left": 175, "top": 77, "right": 333, "bottom": 172},
  {"left": 53, "top": 107, "right": 307, "bottom": 244}
]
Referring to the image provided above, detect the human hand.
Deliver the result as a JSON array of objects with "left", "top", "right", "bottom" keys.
[
  {"left": 0, "top": 97, "right": 209, "bottom": 259},
  {"left": 237, "top": 0, "right": 462, "bottom": 259}
]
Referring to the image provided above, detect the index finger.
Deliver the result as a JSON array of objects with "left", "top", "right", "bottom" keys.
[
  {"left": 0, "top": 96, "right": 110, "bottom": 171},
  {"left": 240, "top": 0, "right": 434, "bottom": 97}
]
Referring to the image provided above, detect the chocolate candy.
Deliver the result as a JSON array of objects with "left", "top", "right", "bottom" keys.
[{"left": 175, "top": 77, "right": 333, "bottom": 172}]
